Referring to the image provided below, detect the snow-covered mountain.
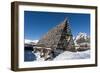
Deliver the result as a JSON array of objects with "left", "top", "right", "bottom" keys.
[
  {"left": 25, "top": 39, "right": 39, "bottom": 44},
  {"left": 24, "top": 33, "right": 90, "bottom": 61},
  {"left": 74, "top": 32, "right": 90, "bottom": 43},
  {"left": 74, "top": 32, "right": 89, "bottom": 41},
  {"left": 73, "top": 32, "right": 90, "bottom": 51}
]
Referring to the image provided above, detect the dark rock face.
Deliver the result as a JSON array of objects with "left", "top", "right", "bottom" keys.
[{"left": 37, "top": 18, "right": 75, "bottom": 52}]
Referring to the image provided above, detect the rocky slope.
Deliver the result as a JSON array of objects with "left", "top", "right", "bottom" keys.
[{"left": 74, "top": 32, "right": 90, "bottom": 51}]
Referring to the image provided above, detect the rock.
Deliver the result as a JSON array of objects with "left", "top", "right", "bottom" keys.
[
  {"left": 74, "top": 32, "right": 90, "bottom": 51},
  {"left": 37, "top": 18, "right": 75, "bottom": 52}
]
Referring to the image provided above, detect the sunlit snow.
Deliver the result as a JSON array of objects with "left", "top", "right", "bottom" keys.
[
  {"left": 54, "top": 50, "right": 90, "bottom": 60},
  {"left": 31, "top": 50, "right": 90, "bottom": 61}
]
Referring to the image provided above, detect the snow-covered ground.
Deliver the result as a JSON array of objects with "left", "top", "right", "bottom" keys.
[
  {"left": 34, "top": 52, "right": 45, "bottom": 61},
  {"left": 32, "top": 50, "right": 90, "bottom": 61},
  {"left": 54, "top": 50, "right": 90, "bottom": 60}
]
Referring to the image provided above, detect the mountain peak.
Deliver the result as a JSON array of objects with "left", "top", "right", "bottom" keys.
[
  {"left": 75, "top": 32, "right": 88, "bottom": 40},
  {"left": 63, "top": 17, "right": 68, "bottom": 23}
]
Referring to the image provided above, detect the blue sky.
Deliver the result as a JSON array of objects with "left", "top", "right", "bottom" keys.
[{"left": 24, "top": 11, "right": 90, "bottom": 40}]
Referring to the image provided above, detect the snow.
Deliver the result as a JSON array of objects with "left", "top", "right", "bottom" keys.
[
  {"left": 75, "top": 32, "right": 88, "bottom": 40},
  {"left": 54, "top": 50, "right": 90, "bottom": 60},
  {"left": 24, "top": 32, "right": 90, "bottom": 61},
  {"left": 34, "top": 52, "right": 45, "bottom": 61},
  {"left": 74, "top": 32, "right": 89, "bottom": 44},
  {"left": 25, "top": 39, "right": 32, "bottom": 44},
  {"left": 25, "top": 39, "right": 39, "bottom": 44},
  {"left": 32, "top": 40, "right": 39, "bottom": 43},
  {"left": 73, "top": 32, "right": 90, "bottom": 49},
  {"left": 31, "top": 50, "right": 90, "bottom": 61}
]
